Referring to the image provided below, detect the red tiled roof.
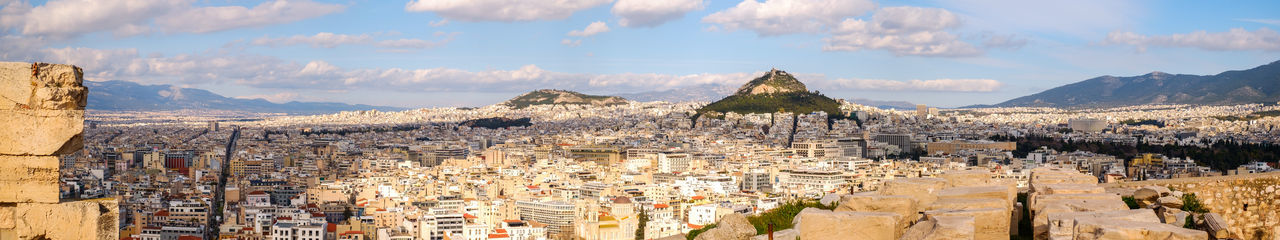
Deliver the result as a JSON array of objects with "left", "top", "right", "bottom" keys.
[
  {"left": 691, "top": 196, "right": 705, "bottom": 200},
  {"left": 463, "top": 213, "right": 478, "bottom": 219},
  {"left": 488, "top": 233, "right": 510, "bottom": 238},
  {"left": 495, "top": 229, "right": 508, "bottom": 233},
  {"left": 654, "top": 204, "right": 670, "bottom": 209},
  {"left": 154, "top": 210, "right": 170, "bottom": 216},
  {"left": 327, "top": 223, "right": 337, "bottom": 232},
  {"left": 688, "top": 223, "right": 703, "bottom": 229}
]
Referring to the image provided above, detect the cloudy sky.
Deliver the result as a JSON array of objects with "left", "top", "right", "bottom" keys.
[{"left": 2, "top": 0, "right": 1279, "bottom": 108}]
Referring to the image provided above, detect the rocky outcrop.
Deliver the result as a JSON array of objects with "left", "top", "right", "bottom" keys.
[
  {"left": 795, "top": 208, "right": 901, "bottom": 240},
  {"left": 0, "top": 62, "right": 117, "bottom": 240},
  {"left": 694, "top": 213, "right": 755, "bottom": 240},
  {"left": 1044, "top": 209, "right": 1160, "bottom": 240}
]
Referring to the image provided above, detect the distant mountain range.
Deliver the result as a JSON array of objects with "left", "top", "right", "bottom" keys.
[
  {"left": 990, "top": 60, "right": 1280, "bottom": 108},
  {"left": 86, "top": 80, "right": 404, "bottom": 114},
  {"left": 616, "top": 84, "right": 736, "bottom": 102},
  {"left": 499, "top": 89, "right": 628, "bottom": 109}
]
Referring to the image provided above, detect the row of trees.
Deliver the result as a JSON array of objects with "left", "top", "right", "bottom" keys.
[{"left": 990, "top": 134, "right": 1280, "bottom": 172}]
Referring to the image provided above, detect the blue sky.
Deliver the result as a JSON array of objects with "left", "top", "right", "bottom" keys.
[{"left": 2, "top": 0, "right": 1279, "bottom": 108}]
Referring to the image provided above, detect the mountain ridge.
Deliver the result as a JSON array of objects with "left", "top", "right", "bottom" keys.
[
  {"left": 86, "top": 80, "right": 405, "bottom": 114},
  {"left": 992, "top": 60, "right": 1280, "bottom": 108}
]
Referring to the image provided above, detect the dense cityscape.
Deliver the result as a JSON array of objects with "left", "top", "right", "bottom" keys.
[
  {"left": 62, "top": 93, "right": 1279, "bottom": 239},
  {"left": 3, "top": 1, "right": 1280, "bottom": 240}
]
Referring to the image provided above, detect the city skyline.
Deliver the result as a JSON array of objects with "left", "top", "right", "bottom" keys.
[{"left": 2, "top": 0, "right": 1279, "bottom": 108}]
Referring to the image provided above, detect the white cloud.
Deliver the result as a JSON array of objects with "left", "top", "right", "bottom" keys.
[
  {"left": 375, "top": 32, "right": 459, "bottom": 49},
  {"left": 823, "top": 7, "right": 980, "bottom": 57},
  {"left": 24, "top": 45, "right": 1004, "bottom": 94},
  {"left": 251, "top": 32, "right": 372, "bottom": 48},
  {"left": 2, "top": 0, "right": 189, "bottom": 39},
  {"left": 568, "top": 21, "right": 610, "bottom": 37},
  {"left": 933, "top": 0, "right": 1140, "bottom": 38},
  {"left": 0, "top": 0, "right": 343, "bottom": 39},
  {"left": 250, "top": 32, "right": 458, "bottom": 50},
  {"left": 1102, "top": 28, "right": 1280, "bottom": 52},
  {"left": 1238, "top": 19, "right": 1280, "bottom": 26},
  {"left": 823, "top": 78, "right": 1004, "bottom": 92},
  {"left": 405, "top": 0, "right": 611, "bottom": 22},
  {"left": 561, "top": 39, "right": 582, "bottom": 47},
  {"left": 156, "top": 0, "right": 345, "bottom": 33},
  {"left": 611, "top": 0, "right": 704, "bottom": 27},
  {"left": 429, "top": 19, "right": 450, "bottom": 27},
  {"left": 702, "top": 0, "right": 875, "bottom": 36}
]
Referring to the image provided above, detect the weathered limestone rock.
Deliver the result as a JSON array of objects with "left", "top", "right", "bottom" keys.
[
  {"left": 0, "top": 109, "right": 84, "bottom": 156},
  {"left": 0, "top": 62, "right": 87, "bottom": 110},
  {"left": 750, "top": 229, "right": 797, "bottom": 240},
  {"left": 924, "top": 208, "right": 1008, "bottom": 240},
  {"left": 1156, "top": 196, "right": 1183, "bottom": 209},
  {"left": 695, "top": 213, "right": 755, "bottom": 240},
  {"left": 1043, "top": 209, "right": 1160, "bottom": 240},
  {"left": 1071, "top": 218, "right": 1207, "bottom": 240},
  {"left": 939, "top": 170, "right": 993, "bottom": 187},
  {"left": 1202, "top": 213, "right": 1229, "bottom": 239},
  {"left": 796, "top": 208, "right": 901, "bottom": 240},
  {"left": 0, "top": 156, "right": 59, "bottom": 203},
  {"left": 836, "top": 194, "right": 919, "bottom": 227},
  {"left": 1033, "top": 184, "right": 1105, "bottom": 195},
  {"left": 1132, "top": 186, "right": 1170, "bottom": 204},
  {"left": 10, "top": 199, "right": 119, "bottom": 240},
  {"left": 879, "top": 178, "right": 947, "bottom": 207},
  {"left": 0, "top": 62, "right": 86, "bottom": 156},
  {"left": 926, "top": 198, "right": 1005, "bottom": 211},
  {"left": 1030, "top": 193, "right": 1119, "bottom": 217},
  {"left": 1032, "top": 198, "right": 1130, "bottom": 238},
  {"left": 1028, "top": 168, "right": 1097, "bottom": 190},
  {"left": 900, "top": 215, "right": 975, "bottom": 240},
  {"left": 937, "top": 185, "right": 1017, "bottom": 210}
]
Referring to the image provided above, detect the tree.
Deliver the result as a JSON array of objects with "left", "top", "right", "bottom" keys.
[{"left": 636, "top": 207, "right": 650, "bottom": 240}]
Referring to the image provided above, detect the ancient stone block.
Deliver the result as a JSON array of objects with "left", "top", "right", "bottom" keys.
[
  {"left": 1030, "top": 193, "right": 1120, "bottom": 217},
  {"left": 937, "top": 185, "right": 1017, "bottom": 210},
  {"left": 0, "top": 203, "right": 13, "bottom": 229},
  {"left": 1043, "top": 209, "right": 1160, "bottom": 240},
  {"left": 1157, "top": 196, "right": 1183, "bottom": 208},
  {"left": 835, "top": 194, "right": 918, "bottom": 227},
  {"left": 900, "top": 215, "right": 974, "bottom": 240},
  {"left": 1033, "top": 198, "right": 1130, "bottom": 238},
  {"left": 11, "top": 199, "right": 119, "bottom": 240},
  {"left": 1132, "top": 186, "right": 1170, "bottom": 203},
  {"left": 939, "top": 170, "right": 993, "bottom": 187},
  {"left": 926, "top": 197, "right": 1006, "bottom": 211},
  {"left": 1071, "top": 218, "right": 1207, "bottom": 240},
  {"left": 796, "top": 208, "right": 901, "bottom": 240},
  {"left": 0, "top": 109, "right": 84, "bottom": 156},
  {"left": 694, "top": 213, "right": 754, "bottom": 240},
  {"left": 1203, "top": 213, "right": 1229, "bottom": 239},
  {"left": 1033, "top": 184, "right": 1105, "bottom": 195},
  {"left": 879, "top": 178, "right": 946, "bottom": 207},
  {"left": 0, "top": 156, "right": 60, "bottom": 203},
  {"left": 0, "top": 62, "right": 87, "bottom": 111},
  {"left": 924, "top": 207, "right": 1009, "bottom": 240}
]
